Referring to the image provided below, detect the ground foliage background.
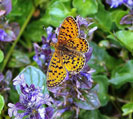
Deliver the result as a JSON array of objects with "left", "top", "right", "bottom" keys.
[{"left": 0, "top": 0, "right": 133, "bottom": 119}]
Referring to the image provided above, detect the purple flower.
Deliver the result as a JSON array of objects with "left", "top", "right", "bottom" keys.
[
  {"left": 33, "top": 27, "right": 57, "bottom": 72},
  {"left": 33, "top": 16, "right": 98, "bottom": 118},
  {"left": 0, "top": 70, "right": 12, "bottom": 92},
  {"left": 76, "top": 16, "right": 97, "bottom": 39},
  {"left": 106, "top": 0, "right": 124, "bottom": 8},
  {"left": 49, "top": 49, "right": 94, "bottom": 118},
  {"left": 0, "top": 21, "right": 20, "bottom": 42},
  {"left": 0, "top": 0, "right": 12, "bottom": 16},
  {"left": 124, "top": 0, "right": 133, "bottom": 8},
  {"left": 8, "top": 75, "right": 54, "bottom": 119},
  {"left": 106, "top": 0, "right": 133, "bottom": 9},
  {"left": 0, "top": 29, "right": 7, "bottom": 41}
]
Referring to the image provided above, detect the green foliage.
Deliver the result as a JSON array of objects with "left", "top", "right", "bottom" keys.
[
  {"left": 79, "top": 109, "right": 112, "bottom": 119},
  {"left": 14, "top": 66, "right": 48, "bottom": 95},
  {"left": 108, "top": 30, "right": 133, "bottom": 53},
  {"left": 109, "top": 60, "right": 133, "bottom": 86},
  {"left": 88, "top": 42, "right": 122, "bottom": 74},
  {"left": 93, "top": 75, "right": 109, "bottom": 106},
  {"left": 0, "top": 50, "right": 4, "bottom": 63},
  {"left": 93, "top": 1, "right": 112, "bottom": 31},
  {"left": 7, "top": 0, "right": 33, "bottom": 26},
  {"left": 23, "top": 20, "right": 46, "bottom": 42},
  {"left": 0, "top": 95, "right": 4, "bottom": 114},
  {"left": 122, "top": 102, "right": 133, "bottom": 116},
  {"left": 74, "top": 86, "right": 100, "bottom": 110},
  {"left": 1, "top": 0, "right": 133, "bottom": 118},
  {"left": 41, "top": 0, "right": 76, "bottom": 27},
  {"left": 8, "top": 50, "right": 31, "bottom": 68},
  {"left": 72, "top": 0, "right": 98, "bottom": 17},
  {"left": 110, "top": 10, "right": 129, "bottom": 29}
]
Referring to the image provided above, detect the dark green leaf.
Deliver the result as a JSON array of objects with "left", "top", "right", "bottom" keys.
[
  {"left": 24, "top": 20, "right": 45, "bottom": 42},
  {"left": 0, "top": 95, "right": 4, "bottom": 114},
  {"left": 110, "top": 10, "right": 128, "bottom": 29},
  {"left": 93, "top": 1, "right": 112, "bottom": 31},
  {"left": 74, "top": 86, "right": 100, "bottom": 110},
  {"left": 93, "top": 75, "right": 109, "bottom": 106},
  {"left": 15, "top": 66, "right": 48, "bottom": 95},
  {"left": 72, "top": 0, "right": 98, "bottom": 17},
  {"left": 41, "top": 0, "right": 76, "bottom": 27},
  {"left": 8, "top": 50, "right": 31, "bottom": 68},
  {"left": 122, "top": 102, "right": 133, "bottom": 116},
  {"left": 109, "top": 60, "right": 133, "bottom": 86},
  {"left": 108, "top": 30, "right": 133, "bottom": 52},
  {"left": 79, "top": 109, "right": 113, "bottom": 119},
  {"left": 0, "top": 50, "right": 4, "bottom": 63},
  {"left": 7, "top": 0, "right": 33, "bottom": 25},
  {"left": 88, "top": 42, "right": 122, "bottom": 74}
]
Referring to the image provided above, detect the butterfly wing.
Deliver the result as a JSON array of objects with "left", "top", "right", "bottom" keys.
[
  {"left": 66, "top": 37, "right": 89, "bottom": 53},
  {"left": 58, "top": 16, "right": 89, "bottom": 53},
  {"left": 62, "top": 50, "right": 85, "bottom": 74},
  {"left": 58, "top": 16, "right": 79, "bottom": 44},
  {"left": 47, "top": 50, "right": 67, "bottom": 87}
]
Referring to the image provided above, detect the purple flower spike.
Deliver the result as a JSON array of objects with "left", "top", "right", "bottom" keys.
[
  {"left": 0, "top": 73, "right": 4, "bottom": 82},
  {"left": 0, "top": 29, "right": 7, "bottom": 41},
  {"left": 0, "top": 70, "right": 12, "bottom": 94},
  {"left": 0, "top": 22, "right": 20, "bottom": 42},
  {"left": 106, "top": 0, "right": 124, "bottom": 8},
  {"left": 85, "top": 47, "right": 93, "bottom": 62},
  {"left": 76, "top": 16, "right": 89, "bottom": 27},
  {"left": 106, "top": 0, "right": 133, "bottom": 9},
  {"left": 124, "top": 0, "right": 133, "bottom": 8},
  {"left": 8, "top": 75, "right": 54, "bottom": 119},
  {"left": 33, "top": 16, "right": 97, "bottom": 118},
  {"left": 2, "top": 0, "right": 12, "bottom": 14},
  {"left": 0, "top": 0, "right": 12, "bottom": 15}
]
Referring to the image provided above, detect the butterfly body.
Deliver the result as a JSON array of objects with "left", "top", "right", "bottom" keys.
[{"left": 47, "top": 16, "right": 89, "bottom": 87}]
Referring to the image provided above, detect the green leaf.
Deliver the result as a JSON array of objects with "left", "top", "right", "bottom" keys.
[
  {"left": 7, "top": 0, "right": 33, "bottom": 25},
  {"left": 109, "top": 60, "right": 133, "bottom": 86},
  {"left": 93, "top": 75, "right": 109, "bottom": 106},
  {"left": 110, "top": 10, "right": 129, "bottom": 29},
  {"left": 24, "top": 20, "right": 45, "bottom": 42},
  {"left": 0, "top": 95, "right": 4, "bottom": 114},
  {"left": 0, "top": 50, "right": 4, "bottom": 63},
  {"left": 93, "top": 1, "right": 112, "bottom": 31},
  {"left": 41, "top": 0, "right": 76, "bottom": 27},
  {"left": 88, "top": 42, "right": 122, "bottom": 74},
  {"left": 79, "top": 109, "right": 112, "bottom": 119},
  {"left": 108, "top": 30, "right": 133, "bottom": 52},
  {"left": 122, "top": 102, "right": 133, "bottom": 116},
  {"left": 8, "top": 50, "right": 31, "bottom": 68},
  {"left": 116, "top": 30, "right": 133, "bottom": 52},
  {"left": 14, "top": 66, "right": 48, "bottom": 95},
  {"left": 74, "top": 86, "right": 100, "bottom": 110},
  {"left": 72, "top": 0, "right": 98, "bottom": 17}
]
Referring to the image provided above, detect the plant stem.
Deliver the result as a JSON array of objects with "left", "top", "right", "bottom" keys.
[
  {"left": 0, "top": 6, "right": 35, "bottom": 72},
  {"left": 109, "top": 95, "right": 130, "bottom": 103}
]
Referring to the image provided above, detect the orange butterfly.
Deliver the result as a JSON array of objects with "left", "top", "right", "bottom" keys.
[{"left": 47, "top": 16, "right": 89, "bottom": 87}]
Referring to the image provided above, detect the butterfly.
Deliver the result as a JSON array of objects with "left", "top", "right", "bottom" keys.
[{"left": 47, "top": 16, "right": 89, "bottom": 87}]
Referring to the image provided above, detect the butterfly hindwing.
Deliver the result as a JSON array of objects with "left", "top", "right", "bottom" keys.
[
  {"left": 62, "top": 50, "right": 85, "bottom": 74},
  {"left": 47, "top": 50, "right": 67, "bottom": 87},
  {"left": 66, "top": 37, "right": 89, "bottom": 53}
]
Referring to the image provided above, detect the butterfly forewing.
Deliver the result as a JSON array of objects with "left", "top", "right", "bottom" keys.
[
  {"left": 58, "top": 16, "right": 79, "bottom": 44},
  {"left": 58, "top": 16, "right": 89, "bottom": 53}
]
